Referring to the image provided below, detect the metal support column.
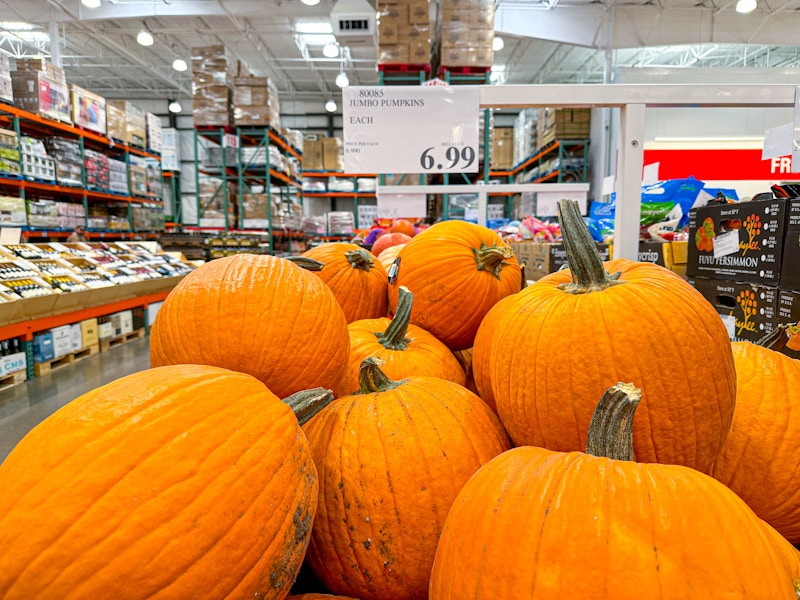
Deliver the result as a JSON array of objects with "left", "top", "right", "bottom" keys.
[{"left": 615, "top": 103, "right": 645, "bottom": 260}]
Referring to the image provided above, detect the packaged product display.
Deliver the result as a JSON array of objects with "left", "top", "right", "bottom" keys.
[
  {"left": 105, "top": 101, "right": 126, "bottom": 142},
  {"left": 0, "top": 53, "right": 13, "bottom": 104},
  {"left": 233, "top": 76, "right": 280, "bottom": 128},
  {"left": 146, "top": 112, "right": 163, "bottom": 153},
  {"left": 107, "top": 157, "right": 129, "bottom": 195},
  {"left": 11, "top": 59, "right": 70, "bottom": 124},
  {"left": 323, "top": 137, "right": 344, "bottom": 171},
  {"left": 378, "top": 0, "right": 432, "bottom": 65},
  {"left": 197, "top": 177, "right": 236, "bottom": 227},
  {"left": 303, "top": 136, "right": 324, "bottom": 171},
  {"left": 20, "top": 136, "right": 55, "bottom": 182},
  {"left": 128, "top": 154, "right": 149, "bottom": 198},
  {"left": 0, "top": 127, "right": 21, "bottom": 177},
  {"left": 281, "top": 128, "right": 304, "bottom": 153},
  {"left": 83, "top": 149, "right": 110, "bottom": 191},
  {"left": 145, "top": 158, "right": 163, "bottom": 200},
  {"left": 491, "top": 127, "right": 514, "bottom": 170},
  {"left": 513, "top": 108, "right": 538, "bottom": 165},
  {"left": 45, "top": 137, "right": 83, "bottom": 187},
  {"left": 192, "top": 45, "right": 234, "bottom": 127},
  {"left": 538, "top": 107, "right": 591, "bottom": 146},
  {"left": 106, "top": 101, "right": 146, "bottom": 148},
  {"left": 161, "top": 127, "right": 181, "bottom": 171},
  {"left": 0, "top": 195, "right": 26, "bottom": 226},
  {"left": 439, "top": 0, "right": 494, "bottom": 68},
  {"left": 131, "top": 205, "right": 166, "bottom": 231},
  {"left": 68, "top": 85, "right": 106, "bottom": 135}
]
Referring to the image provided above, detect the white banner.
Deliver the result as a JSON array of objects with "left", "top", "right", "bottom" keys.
[
  {"left": 377, "top": 192, "right": 427, "bottom": 219},
  {"left": 343, "top": 86, "right": 480, "bottom": 174}
]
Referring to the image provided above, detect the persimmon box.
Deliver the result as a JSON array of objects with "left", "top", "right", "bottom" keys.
[{"left": 692, "top": 278, "right": 779, "bottom": 343}]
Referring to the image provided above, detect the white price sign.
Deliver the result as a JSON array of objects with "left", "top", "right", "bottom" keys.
[
  {"left": 377, "top": 193, "right": 427, "bottom": 220},
  {"left": 343, "top": 86, "right": 480, "bottom": 174}
]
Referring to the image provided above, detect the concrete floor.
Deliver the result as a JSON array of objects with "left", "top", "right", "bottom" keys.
[{"left": 0, "top": 337, "right": 151, "bottom": 462}]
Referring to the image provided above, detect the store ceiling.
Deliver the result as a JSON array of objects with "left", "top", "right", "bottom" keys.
[{"left": 1, "top": 0, "right": 799, "bottom": 108}]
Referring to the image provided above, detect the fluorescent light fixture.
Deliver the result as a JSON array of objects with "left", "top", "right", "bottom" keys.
[
  {"left": 172, "top": 58, "right": 188, "bottom": 71},
  {"left": 323, "top": 43, "right": 340, "bottom": 58},
  {"left": 81, "top": 0, "right": 101, "bottom": 7},
  {"left": 736, "top": 0, "right": 757, "bottom": 12},
  {"left": 295, "top": 22, "right": 333, "bottom": 34},
  {"left": 0, "top": 22, "right": 36, "bottom": 31},
  {"left": 168, "top": 100, "right": 182, "bottom": 113},
  {"left": 335, "top": 71, "right": 349, "bottom": 88},
  {"left": 137, "top": 27, "right": 154, "bottom": 46},
  {"left": 492, "top": 36, "right": 505, "bottom": 51},
  {"left": 325, "top": 99, "right": 337, "bottom": 112},
  {"left": 301, "top": 0, "right": 321, "bottom": 5},
  {"left": 301, "top": 34, "right": 338, "bottom": 46}
]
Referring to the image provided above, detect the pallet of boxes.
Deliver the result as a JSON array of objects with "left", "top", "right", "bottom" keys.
[
  {"left": 378, "top": 0, "right": 432, "bottom": 66},
  {"left": 11, "top": 58, "right": 70, "bottom": 124},
  {"left": 439, "top": 0, "right": 494, "bottom": 70}
]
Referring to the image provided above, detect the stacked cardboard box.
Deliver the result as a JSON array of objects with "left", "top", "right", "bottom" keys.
[
  {"left": 538, "top": 108, "right": 591, "bottom": 147},
  {"left": 45, "top": 137, "right": 83, "bottom": 187},
  {"left": 233, "top": 77, "right": 280, "bottom": 128},
  {"left": 146, "top": 112, "right": 163, "bottom": 153},
  {"left": 11, "top": 58, "right": 70, "bottom": 123},
  {"left": 303, "top": 134, "right": 324, "bottom": 171},
  {"left": 161, "top": 128, "right": 181, "bottom": 172},
  {"left": 106, "top": 101, "right": 146, "bottom": 147},
  {"left": 282, "top": 128, "right": 304, "bottom": 153},
  {"left": 0, "top": 54, "right": 13, "bottom": 105},
  {"left": 378, "top": 0, "right": 432, "bottom": 65},
  {"left": 491, "top": 127, "right": 514, "bottom": 170},
  {"left": 323, "top": 137, "right": 344, "bottom": 171},
  {"left": 440, "top": 0, "right": 494, "bottom": 68},
  {"left": 69, "top": 85, "right": 106, "bottom": 135},
  {"left": 0, "top": 127, "right": 20, "bottom": 177},
  {"left": 513, "top": 108, "right": 537, "bottom": 165},
  {"left": 192, "top": 45, "right": 235, "bottom": 127}
]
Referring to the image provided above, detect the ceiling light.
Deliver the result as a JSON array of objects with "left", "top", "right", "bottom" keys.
[
  {"left": 325, "top": 99, "right": 337, "bottom": 113},
  {"left": 301, "top": 0, "right": 321, "bottom": 5},
  {"left": 168, "top": 100, "right": 182, "bottom": 114},
  {"left": 736, "top": 0, "right": 757, "bottom": 12},
  {"left": 81, "top": 0, "right": 102, "bottom": 8},
  {"left": 492, "top": 36, "right": 505, "bottom": 51},
  {"left": 335, "top": 71, "right": 349, "bottom": 88},
  {"left": 172, "top": 58, "right": 188, "bottom": 71},
  {"left": 137, "top": 27, "right": 154, "bottom": 47},
  {"left": 323, "top": 43, "right": 339, "bottom": 58}
]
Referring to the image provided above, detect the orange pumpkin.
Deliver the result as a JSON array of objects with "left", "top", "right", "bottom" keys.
[
  {"left": 377, "top": 243, "right": 405, "bottom": 270},
  {"left": 430, "top": 383, "right": 800, "bottom": 599},
  {"left": 150, "top": 254, "right": 350, "bottom": 398},
  {"left": 303, "top": 358, "right": 512, "bottom": 600},
  {"left": 341, "top": 286, "right": 465, "bottom": 394},
  {"left": 489, "top": 200, "right": 736, "bottom": 473},
  {"left": 287, "top": 595, "right": 358, "bottom": 600},
  {"left": 371, "top": 232, "right": 411, "bottom": 257},
  {"left": 0, "top": 365, "right": 329, "bottom": 599},
  {"left": 390, "top": 218, "right": 416, "bottom": 237},
  {"left": 471, "top": 293, "right": 517, "bottom": 412},
  {"left": 302, "top": 243, "right": 388, "bottom": 323},
  {"left": 452, "top": 348, "right": 478, "bottom": 395},
  {"left": 712, "top": 328, "right": 800, "bottom": 543},
  {"left": 388, "top": 220, "right": 520, "bottom": 350}
]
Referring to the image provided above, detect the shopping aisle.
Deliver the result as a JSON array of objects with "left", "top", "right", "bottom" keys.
[{"left": 0, "top": 337, "right": 151, "bottom": 462}]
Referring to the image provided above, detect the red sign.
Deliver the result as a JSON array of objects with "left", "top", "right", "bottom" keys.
[{"left": 643, "top": 148, "right": 800, "bottom": 181}]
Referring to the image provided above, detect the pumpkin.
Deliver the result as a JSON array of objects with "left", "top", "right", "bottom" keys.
[
  {"left": 371, "top": 232, "right": 411, "bottom": 257},
  {"left": 430, "top": 383, "right": 800, "bottom": 599},
  {"left": 150, "top": 254, "right": 350, "bottom": 398},
  {"left": 489, "top": 200, "right": 736, "bottom": 473},
  {"left": 341, "top": 286, "right": 466, "bottom": 394},
  {"left": 0, "top": 365, "right": 331, "bottom": 599},
  {"left": 388, "top": 220, "right": 521, "bottom": 350},
  {"left": 303, "top": 358, "right": 512, "bottom": 600},
  {"left": 712, "top": 326, "right": 800, "bottom": 543},
  {"left": 287, "top": 595, "right": 359, "bottom": 600},
  {"left": 471, "top": 293, "right": 517, "bottom": 412},
  {"left": 377, "top": 243, "right": 405, "bottom": 270},
  {"left": 301, "top": 243, "right": 388, "bottom": 323},
  {"left": 390, "top": 219, "right": 416, "bottom": 237},
  {"left": 452, "top": 347, "right": 478, "bottom": 395}
]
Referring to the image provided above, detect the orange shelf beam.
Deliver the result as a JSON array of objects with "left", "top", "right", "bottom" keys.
[{"left": 302, "top": 171, "right": 378, "bottom": 178}]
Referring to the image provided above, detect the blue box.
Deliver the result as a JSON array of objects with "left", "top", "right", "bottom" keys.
[{"left": 33, "top": 332, "right": 55, "bottom": 363}]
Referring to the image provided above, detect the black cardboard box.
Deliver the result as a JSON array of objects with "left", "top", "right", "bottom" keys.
[
  {"left": 636, "top": 242, "right": 666, "bottom": 267},
  {"left": 510, "top": 242, "right": 611, "bottom": 281},
  {"left": 780, "top": 200, "right": 800, "bottom": 291},
  {"left": 777, "top": 290, "right": 800, "bottom": 359},
  {"left": 687, "top": 198, "right": 793, "bottom": 286},
  {"left": 692, "top": 278, "right": 778, "bottom": 343}
]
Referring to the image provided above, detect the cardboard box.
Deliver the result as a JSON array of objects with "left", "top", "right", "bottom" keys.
[
  {"left": 81, "top": 317, "right": 99, "bottom": 347},
  {"left": 147, "top": 301, "right": 163, "bottom": 327},
  {"left": 69, "top": 85, "right": 106, "bottom": 135},
  {"left": 11, "top": 72, "right": 71, "bottom": 123},
  {"left": 117, "top": 309, "right": 134, "bottom": 335},
  {"left": 32, "top": 332, "right": 54, "bottom": 363},
  {"left": 378, "top": 44, "right": 410, "bottom": 65},
  {"left": 107, "top": 100, "right": 146, "bottom": 147},
  {"left": 636, "top": 242, "right": 666, "bottom": 267},
  {"left": 408, "top": 41, "right": 431, "bottom": 64},
  {"left": 693, "top": 278, "right": 779, "bottom": 343},
  {"left": 50, "top": 324, "right": 73, "bottom": 358},
  {"left": 780, "top": 199, "right": 800, "bottom": 291},
  {"left": 70, "top": 323, "right": 83, "bottom": 352},
  {"left": 777, "top": 290, "right": 800, "bottom": 360},
  {"left": 379, "top": 18, "right": 399, "bottom": 44},
  {"left": 304, "top": 139, "right": 324, "bottom": 171},
  {"left": 0, "top": 352, "right": 26, "bottom": 376},
  {"left": 323, "top": 137, "right": 343, "bottom": 172},
  {"left": 408, "top": 0, "right": 430, "bottom": 24},
  {"left": 687, "top": 198, "right": 792, "bottom": 286},
  {"left": 98, "top": 319, "right": 114, "bottom": 341},
  {"left": 510, "top": 241, "right": 611, "bottom": 280}
]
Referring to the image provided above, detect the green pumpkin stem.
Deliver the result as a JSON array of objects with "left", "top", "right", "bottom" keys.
[
  {"left": 376, "top": 286, "right": 412, "bottom": 351},
  {"left": 346, "top": 249, "right": 375, "bottom": 272},
  {"left": 473, "top": 244, "right": 514, "bottom": 279},
  {"left": 358, "top": 357, "right": 401, "bottom": 394},
  {"left": 756, "top": 324, "right": 790, "bottom": 352},
  {"left": 585, "top": 382, "right": 641, "bottom": 462},
  {"left": 557, "top": 199, "right": 622, "bottom": 294},
  {"left": 285, "top": 256, "right": 325, "bottom": 272},
  {"left": 282, "top": 387, "right": 335, "bottom": 425}
]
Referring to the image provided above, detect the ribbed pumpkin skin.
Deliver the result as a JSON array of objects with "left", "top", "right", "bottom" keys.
[
  {"left": 472, "top": 294, "right": 517, "bottom": 412},
  {"left": 452, "top": 348, "right": 478, "bottom": 395},
  {"left": 341, "top": 317, "right": 466, "bottom": 395},
  {"left": 0, "top": 365, "right": 318, "bottom": 600},
  {"left": 712, "top": 341, "right": 800, "bottom": 543},
  {"left": 302, "top": 243, "right": 388, "bottom": 323},
  {"left": 303, "top": 377, "right": 512, "bottom": 600},
  {"left": 430, "top": 446, "right": 800, "bottom": 599},
  {"left": 377, "top": 244, "right": 405, "bottom": 270},
  {"left": 490, "top": 259, "right": 736, "bottom": 473},
  {"left": 388, "top": 221, "right": 520, "bottom": 351},
  {"left": 150, "top": 254, "right": 350, "bottom": 398},
  {"left": 372, "top": 233, "right": 411, "bottom": 257},
  {"left": 287, "top": 595, "right": 359, "bottom": 599}
]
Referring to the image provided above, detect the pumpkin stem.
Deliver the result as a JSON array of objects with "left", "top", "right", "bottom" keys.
[
  {"left": 557, "top": 199, "right": 623, "bottom": 295},
  {"left": 346, "top": 249, "right": 375, "bottom": 272},
  {"left": 585, "top": 382, "right": 641, "bottom": 462},
  {"left": 358, "top": 356, "right": 401, "bottom": 394},
  {"left": 282, "top": 388, "right": 335, "bottom": 425},
  {"left": 375, "top": 286, "right": 412, "bottom": 350},
  {"left": 285, "top": 256, "right": 325, "bottom": 272},
  {"left": 756, "top": 324, "right": 790, "bottom": 352},
  {"left": 473, "top": 244, "right": 514, "bottom": 279}
]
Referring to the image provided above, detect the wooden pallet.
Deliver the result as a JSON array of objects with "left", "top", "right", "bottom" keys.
[
  {"left": 0, "top": 370, "right": 26, "bottom": 391},
  {"left": 99, "top": 328, "right": 145, "bottom": 352},
  {"left": 33, "top": 344, "right": 100, "bottom": 377}
]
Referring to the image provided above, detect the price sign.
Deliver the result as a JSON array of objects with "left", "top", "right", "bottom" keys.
[
  {"left": 343, "top": 86, "right": 479, "bottom": 174},
  {"left": 223, "top": 133, "right": 239, "bottom": 149},
  {"left": 377, "top": 193, "right": 427, "bottom": 219}
]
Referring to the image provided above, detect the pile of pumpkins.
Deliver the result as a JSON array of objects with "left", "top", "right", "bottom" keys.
[{"left": 1, "top": 200, "right": 800, "bottom": 599}]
